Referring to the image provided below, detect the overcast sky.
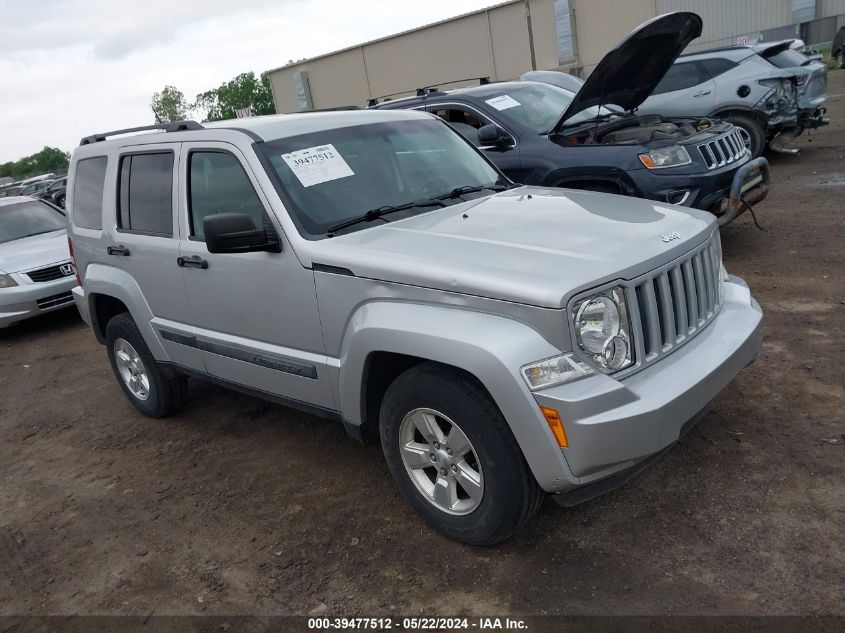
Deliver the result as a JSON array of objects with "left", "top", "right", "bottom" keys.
[{"left": 0, "top": 0, "right": 496, "bottom": 163}]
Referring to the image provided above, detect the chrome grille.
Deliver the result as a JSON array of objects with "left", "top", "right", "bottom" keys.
[
  {"left": 36, "top": 291, "right": 74, "bottom": 310},
  {"left": 698, "top": 128, "right": 747, "bottom": 170},
  {"left": 629, "top": 232, "right": 723, "bottom": 366},
  {"left": 26, "top": 262, "right": 73, "bottom": 283}
]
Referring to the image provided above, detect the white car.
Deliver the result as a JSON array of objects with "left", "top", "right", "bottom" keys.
[{"left": 0, "top": 196, "right": 78, "bottom": 328}]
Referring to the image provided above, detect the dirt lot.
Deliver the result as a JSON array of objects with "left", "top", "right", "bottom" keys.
[{"left": 2, "top": 73, "right": 844, "bottom": 619}]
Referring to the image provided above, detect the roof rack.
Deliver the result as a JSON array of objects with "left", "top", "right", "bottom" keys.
[
  {"left": 79, "top": 120, "right": 204, "bottom": 146},
  {"left": 368, "top": 76, "right": 490, "bottom": 107}
]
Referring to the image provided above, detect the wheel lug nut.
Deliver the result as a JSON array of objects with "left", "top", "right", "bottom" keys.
[
  {"left": 433, "top": 442, "right": 440, "bottom": 450},
  {"left": 451, "top": 464, "right": 458, "bottom": 473},
  {"left": 429, "top": 453, "right": 437, "bottom": 462},
  {"left": 446, "top": 448, "right": 453, "bottom": 456},
  {"left": 440, "top": 468, "right": 447, "bottom": 476}
]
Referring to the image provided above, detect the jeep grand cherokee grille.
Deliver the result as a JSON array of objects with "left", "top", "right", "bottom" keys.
[
  {"left": 698, "top": 129, "right": 747, "bottom": 170},
  {"left": 629, "top": 231, "right": 723, "bottom": 367}
]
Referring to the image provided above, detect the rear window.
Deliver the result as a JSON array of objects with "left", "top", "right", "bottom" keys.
[
  {"left": 118, "top": 152, "right": 174, "bottom": 236},
  {"left": 72, "top": 156, "right": 107, "bottom": 229},
  {"left": 763, "top": 48, "right": 810, "bottom": 69}
]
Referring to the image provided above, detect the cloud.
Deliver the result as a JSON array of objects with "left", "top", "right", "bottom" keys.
[{"left": 0, "top": 0, "right": 495, "bottom": 162}]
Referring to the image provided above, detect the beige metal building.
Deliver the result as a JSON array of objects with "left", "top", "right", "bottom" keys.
[{"left": 267, "top": 0, "right": 845, "bottom": 113}]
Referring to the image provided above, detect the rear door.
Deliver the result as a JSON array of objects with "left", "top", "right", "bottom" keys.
[
  {"left": 109, "top": 143, "right": 206, "bottom": 371},
  {"left": 639, "top": 60, "right": 715, "bottom": 116}
]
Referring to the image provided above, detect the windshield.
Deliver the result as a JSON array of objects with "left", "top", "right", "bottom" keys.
[
  {"left": 472, "top": 83, "right": 614, "bottom": 133},
  {"left": 260, "top": 118, "right": 505, "bottom": 237},
  {"left": 0, "top": 200, "right": 67, "bottom": 244}
]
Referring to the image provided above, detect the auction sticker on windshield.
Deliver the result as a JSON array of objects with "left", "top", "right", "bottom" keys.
[
  {"left": 281, "top": 144, "right": 354, "bottom": 187},
  {"left": 485, "top": 95, "right": 521, "bottom": 111}
]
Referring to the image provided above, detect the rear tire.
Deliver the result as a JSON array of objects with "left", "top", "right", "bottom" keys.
[
  {"left": 105, "top": 313, "right": 187, "bottom": 418},
  {"left": 55, "top": 193, "right": 66, "bottom": 209},
  {"left": 723, "top": 114, "right": 765, "bottom": 158},
  {"left": 837, "top": 50, "right": 845, "bottom": 69},
  {"left": 379, "top": 362, "right": 543, "bottom": 545}
]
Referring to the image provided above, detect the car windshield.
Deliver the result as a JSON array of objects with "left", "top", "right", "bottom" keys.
[
  {"left": 471, "top": 83, "right": 613, "bottom": 133},
  {"left": 0, "top": 200, "right": 66, "bottom": 244},
  {"left": 259, "top": 118, "right": 505, "bottom": 237}
]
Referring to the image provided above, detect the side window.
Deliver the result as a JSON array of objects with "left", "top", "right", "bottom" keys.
[
  {"left": 431, "top": 107, "right": 490, "bottom": 146},
  {"left": 71, "top": 156, "right": 107, "bottom": 230},
  {"left": 699, "top": 58, "right": 737, "bottom": 79},
  {"left": 188, "top": 152, "right": 266, "bottom": 239},
  {"left": 651, "top": 62, "right": 709, "bottom": 95},
  {"left": 117, "top": 152, "right": 174, "bottom": 236}
]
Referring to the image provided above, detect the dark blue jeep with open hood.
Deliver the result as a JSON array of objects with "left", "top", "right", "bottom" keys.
[{"left": 372, "top": 12, "right": 770, "bottom": 226}]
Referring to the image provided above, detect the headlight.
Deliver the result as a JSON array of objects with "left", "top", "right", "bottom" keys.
[
  {"left": 0, "top": 273, "right": 18, "bottom": 288},
  {"left": 521, "top": 354, "right": 593, "bottom": 390},
  {"left": 573, "top": 287, "right": 634, "bottom": 372},
  {"left": 639, "top": 145, "right": 691, "bottom": 169}
]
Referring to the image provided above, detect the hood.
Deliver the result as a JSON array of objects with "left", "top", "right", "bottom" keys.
[
  {"left": 554, "top": 11, "right": 702, "bottom": 133},
  {"left": 0, "top": 230, "right": 69, "bottom": 274},
  {"left": 307, "top": 187, "right": 715, "bottom": 309}
]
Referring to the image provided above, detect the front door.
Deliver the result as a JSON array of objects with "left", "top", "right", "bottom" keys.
[{"left": 176, "top": 142, "right": 333, "bottom": 410}]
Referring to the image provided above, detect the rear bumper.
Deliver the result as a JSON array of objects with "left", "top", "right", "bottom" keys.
[
  {"left": 0, "top": 276, "right": 78, "bottom": 328},
  {"left": 533, "top": 276, "right": 762, "bottom": 490}
]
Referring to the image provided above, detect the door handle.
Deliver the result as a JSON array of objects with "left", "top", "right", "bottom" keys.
[
  {"left": 693, "top": 90, "right": 712, "bottom": 97},
  {"left": 177, "top": 255, "right": 208, "bottom": 269},
  {"left": 106, "top": 244, "right": 130, "bottom": 256}
]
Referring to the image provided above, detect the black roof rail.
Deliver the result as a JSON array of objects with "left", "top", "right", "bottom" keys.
[
  {"left": 79, "top": 120, "right": 204, "bottom": 146},
  {"left": 368, "top": 76, "right": 491, "bottom": 106}
]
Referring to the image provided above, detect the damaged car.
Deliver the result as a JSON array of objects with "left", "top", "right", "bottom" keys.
[{"left": 373, "top": 12, "right": 769, "bottom": 227}]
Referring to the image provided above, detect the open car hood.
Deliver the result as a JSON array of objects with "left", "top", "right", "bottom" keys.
[{"left": 553, "top": 11, "right": 702, "bottom": 133}]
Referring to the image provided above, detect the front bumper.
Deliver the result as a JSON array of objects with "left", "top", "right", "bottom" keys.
[
  {"left": 532, "top": 276, "right": 762, "bottom": 494},
  {"left": 630, "top": 157, "right": 769, "bottom": 221},
  {"left": 709, "top": 157, "right": 771, "bottom": 226},
  {"left": 0, "top": 275, "right": 78, "bottom": 328}
]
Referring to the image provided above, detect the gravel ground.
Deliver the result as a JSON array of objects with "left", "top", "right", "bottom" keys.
[{"left": 1, "top": 71, "right": 843, "bottom": 618}]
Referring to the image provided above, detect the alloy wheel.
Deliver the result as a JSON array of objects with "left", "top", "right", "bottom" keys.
[
  {"left": 113, "top": 338, "right": 151, "bottom": 401},
  {"left": 398, "top": 408, "right": 484, "bottom": 515}
]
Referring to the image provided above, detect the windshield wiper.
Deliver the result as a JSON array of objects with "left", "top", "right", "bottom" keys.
[
  {"left": 434, "top": 183, "right": 511, "bottom": 200},
  {"left": 327, "top": 198, "right": 446, "bottom": 234}
]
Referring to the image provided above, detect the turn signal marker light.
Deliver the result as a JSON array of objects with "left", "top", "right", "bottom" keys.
[{"left": 540, "top": 406, "right": 568, "bottom": 448}]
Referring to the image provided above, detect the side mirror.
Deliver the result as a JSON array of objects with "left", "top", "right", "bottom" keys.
[
  {"left": 203, "top": 213, "right": 278, "bottom": 254},
  {"left": 478, "top": 123, "right": 512, "bottom": 147}
]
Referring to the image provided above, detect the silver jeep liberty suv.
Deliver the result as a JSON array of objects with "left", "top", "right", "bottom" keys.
[{"left": 67, "top": 110, "right": 762, "bottom": 545}]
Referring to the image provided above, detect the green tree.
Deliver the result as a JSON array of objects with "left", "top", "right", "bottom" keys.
[
  {"left": 151, "top": 85, "right": 189, "bottom": 124},
  {"left": 0, "top": 147, "right": 70, "bottom": 180},
  {"left": 193, "top": 72, "right": 275, "bottom": 122}
]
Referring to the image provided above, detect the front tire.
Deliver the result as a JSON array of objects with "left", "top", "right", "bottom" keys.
[
  {"left": 724, "top": 114, "right": 765, "bottom": 158},
  {"left": 837, "top": 50, "right": 845, "bottom": 69},
  {"left": 379, "top": 363, "right": 543, "bottom": 545},
  {"left": 105, "top": 313, "right": 187, "bottom": 417}
]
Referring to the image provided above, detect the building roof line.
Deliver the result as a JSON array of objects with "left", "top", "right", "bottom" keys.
[{"left": 264, "top": 0, "right": 521, "bottom": 75}]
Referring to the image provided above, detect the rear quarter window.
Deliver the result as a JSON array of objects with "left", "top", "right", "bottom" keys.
[{"left": 71, "top": 156, "right": 107, "bottom": 230}]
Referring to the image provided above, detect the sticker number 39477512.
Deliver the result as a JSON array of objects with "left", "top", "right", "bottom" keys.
[{"left": 280, "top": 144, "right": 354, "bottom": 187}]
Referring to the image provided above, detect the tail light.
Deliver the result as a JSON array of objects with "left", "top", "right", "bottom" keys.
[{"left": 67, "top": 236, "right": 82, "bottom": 286}]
